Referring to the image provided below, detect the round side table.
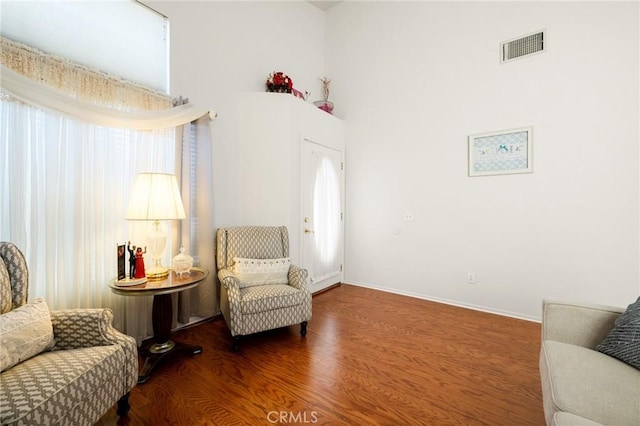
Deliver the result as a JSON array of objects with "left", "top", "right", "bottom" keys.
[{"left": 109, "top": 267, "right": 209, "bottom": 384}]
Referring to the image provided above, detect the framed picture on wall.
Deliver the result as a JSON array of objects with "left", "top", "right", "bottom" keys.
[{"left": 468, "top": 126, "right": 533, "bottom": 177}]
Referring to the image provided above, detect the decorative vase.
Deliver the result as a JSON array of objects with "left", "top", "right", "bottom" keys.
[
  {"left": 172, "top": 246, "right": 193, "bottom": 277},
  {"left": 313, "top": 100, "right": 334, "bottom": 115}
]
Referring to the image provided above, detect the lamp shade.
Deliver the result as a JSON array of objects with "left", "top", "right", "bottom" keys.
[{"left": 126, "top": 173, "right": 186, "bottom": 220}]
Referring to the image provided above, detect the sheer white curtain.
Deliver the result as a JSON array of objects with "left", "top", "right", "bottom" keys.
[
  {"left": 174, "top": 115, "right": 217, "bottom": 328},
  {"left": 312, "top": 152, "right": 342, "bottom": 281},
  {"left": 0, "top": 98, "right": 174, "bottom": 337},
  {"left": 0, "top": 38, "right": 216, "bottom": 344}
]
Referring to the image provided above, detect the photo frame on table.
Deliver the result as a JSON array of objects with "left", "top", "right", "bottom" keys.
[
  {"left": 468, "top": 126, "right": 533, "bottom": 177},
  {"left": 117, "top": 243, "right": 126, "bottom": 281}
]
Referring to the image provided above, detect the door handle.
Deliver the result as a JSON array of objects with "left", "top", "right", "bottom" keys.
[{"left": 304, "top": 229, "right": 315, "bottom": 234}]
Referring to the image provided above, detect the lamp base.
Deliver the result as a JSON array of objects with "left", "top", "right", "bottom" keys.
[
  {"left": 146, "top": 266, "right": 169, "bottom": 281},
  {"left": 146, "top": 220, "right": 169, "bottom": 281}
]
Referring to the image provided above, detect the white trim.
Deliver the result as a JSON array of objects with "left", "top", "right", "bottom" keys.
[{"left": 344, "top": 280, "right": 541, "bottom": 323}]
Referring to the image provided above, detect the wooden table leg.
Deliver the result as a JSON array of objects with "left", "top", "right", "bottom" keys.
[{"left": 138, "top": 293, "right": 202, "bottom": 384}]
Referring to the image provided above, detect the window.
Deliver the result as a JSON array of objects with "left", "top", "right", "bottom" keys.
[{"left": 0, "top": 0, "right": 168, "bottom": 92}]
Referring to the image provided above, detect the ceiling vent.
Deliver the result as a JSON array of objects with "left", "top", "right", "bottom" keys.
[{"left": 501, "top": 30, "right": 545, "bottom": 63}]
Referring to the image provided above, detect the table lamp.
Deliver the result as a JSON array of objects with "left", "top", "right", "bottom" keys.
[{"left": 126, "top": 173, "right": 186, "bottom": 280}]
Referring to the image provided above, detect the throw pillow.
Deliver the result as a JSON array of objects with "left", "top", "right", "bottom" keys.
[
  {"left": 0, "top": 298, "right": 55, "bottom": 372},
  {"left": 596, "top": 296, "right": 640, "bottom": 370},
  {"left": 231, "top": 257, "right": 290, "bottom": 288}
]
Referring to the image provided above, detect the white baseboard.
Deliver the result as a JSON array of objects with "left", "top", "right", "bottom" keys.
[{"left": 344, "top": 280, "right": 541, "bottom": 323}]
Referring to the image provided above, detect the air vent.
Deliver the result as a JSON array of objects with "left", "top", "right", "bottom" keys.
[{"left": 501, "top": 30, "right": 545, "bottom": 63}]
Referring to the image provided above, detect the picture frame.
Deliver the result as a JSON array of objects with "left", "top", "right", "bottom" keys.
[
  {"left": 468, "top": 126, "right": 533, "bottom": 177},
  {"left": 117, "top": 243, "right": 126, "bottom": 281}
]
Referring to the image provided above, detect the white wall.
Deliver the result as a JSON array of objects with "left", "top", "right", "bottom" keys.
[
  {"left": 146, "top": 0, "right": 326, "bottom": 229},
  {"left": 149, "top": 1, "right": 639, "bottom": 321},
  {"left": 326, "top": 2, "right": 639, "bottom": 320}
]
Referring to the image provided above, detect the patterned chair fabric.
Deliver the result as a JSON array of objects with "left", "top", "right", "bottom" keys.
[
  {"left": 0, "top": 242, "right": 138, "bottom": 425},
  {"left": 216, "top": 226, "right": 312, "bottom": 349},
  {"left": 0, "top": 242, "right": 28, "bottom": 314}
]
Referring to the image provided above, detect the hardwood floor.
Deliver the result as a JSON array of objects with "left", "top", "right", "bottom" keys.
[{"left": 98, "top": 284, "right": 545, "bottom": 425}]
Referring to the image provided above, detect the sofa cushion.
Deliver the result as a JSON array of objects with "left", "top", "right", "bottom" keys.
[
  {"left": 0, "top": 345, "right": 123, "bottom": 425},
  {"left": 232, "top": 257, "right": 290, "bottom": 288},
  {"left": 0, "top": 299, "right": 55, "bottom": 372},
  {"left": 596, "top": 296, "right": 640, "bottom": 369},
  {"left": 239, "top": 284, "right": 303, "bottom": 314},
  {"left": 541, "top": 340, "right": 640, "bottom": 426}
]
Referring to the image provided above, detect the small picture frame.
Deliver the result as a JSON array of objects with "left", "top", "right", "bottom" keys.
[
  {"left": 117, "top": 243, "right": 126, "bottom": 281},
  {"left": 468, "top": 126, "right": 533, "bottom": 177}
]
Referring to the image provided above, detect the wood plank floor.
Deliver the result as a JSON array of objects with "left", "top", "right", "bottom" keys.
[{"left": 98, "top": 284, "right": 545, "bottom": 425}]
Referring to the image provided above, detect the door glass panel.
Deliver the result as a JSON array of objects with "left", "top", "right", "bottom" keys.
[
  {"left": 312, "top": 154, "right": 341, "bottom": 279},
  {"left": 302, "top": 139, "right": 343, "bottom": 287}
]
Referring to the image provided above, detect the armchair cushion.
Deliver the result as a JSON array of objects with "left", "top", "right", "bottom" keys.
[
  {"left": 596, "top": 296, "right": 640, "bottom": 369},
  {"left": 232, "top": 257, "right": 290, "bottom": 287},
  {"left": 0, "top": 298, "right": 54, "bottom": 372},
  {"left": 239, "top": 284, "right": 307, "bottom": 314},
  {"left": 0, "top": 345, "right": 125, "bottom": 425}
]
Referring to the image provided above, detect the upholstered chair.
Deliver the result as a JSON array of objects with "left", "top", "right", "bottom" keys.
[
  {"left": 0, "top": 242, "right": 138, "bottom": 425},
  {"left": 216, "top": 226, "right": 312, "bottom": 351}
]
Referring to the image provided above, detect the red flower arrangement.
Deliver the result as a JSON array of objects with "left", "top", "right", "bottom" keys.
[{"left": 266, "top": 71, "right": 293, "bottom": 93}]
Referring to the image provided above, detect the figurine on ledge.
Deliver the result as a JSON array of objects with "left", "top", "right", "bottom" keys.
[
  {"left": 134, "top": 246, "right": 147, "bottom": 279},
  {"left": 127, "top": 242, "right": 136, "bottom": 278},
  {"left": 115, "top": 242, "right": 148, "bottom": 287}
]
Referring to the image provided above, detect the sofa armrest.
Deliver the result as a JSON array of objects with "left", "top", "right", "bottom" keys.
[
  {"left": 287, "top": 265, "right": 309, "bottom": 291},
  {"left": 218, "top": 268, "right": 242, "bottom": 329},
  {"left": 542, "top": 299, "right": 624, "bottom": 349},
  {"left": 51, "top": 308, "right": 138, "bottom": 392},
  {"left": 218, "top": 268, "right": 240, "bottom": 291},
  {"left": 103, "top": 318, "right": 139, "bottom": 393},
  {"left": 51, "top": 308, "right": 132, "bottom": 350},
  {"left": 218, "top": 269, "right": 241, "bottom": 307}
]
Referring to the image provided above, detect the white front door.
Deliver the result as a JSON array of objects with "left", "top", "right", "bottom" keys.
[{"left": 301, "top": 138, "right": 344, "bottom": 293}]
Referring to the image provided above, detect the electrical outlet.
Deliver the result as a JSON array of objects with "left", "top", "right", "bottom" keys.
[
  {"left": 404, "top": 212, "right": 414, "bottom": 221},
  {"left": 467, "top": 273, "right": 476, "bottom": 284}
]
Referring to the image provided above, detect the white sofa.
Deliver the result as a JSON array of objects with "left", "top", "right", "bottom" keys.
[{"left": 539, "top": 299, "right": 640, "bottom": 426}]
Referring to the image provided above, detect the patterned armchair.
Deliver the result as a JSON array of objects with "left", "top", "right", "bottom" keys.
[
  {"left": 216, "top": 226, "right": 312, "bottom": 351},
  {"left": 0, "top": 242, "right": 138, "bottom": 425}
]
